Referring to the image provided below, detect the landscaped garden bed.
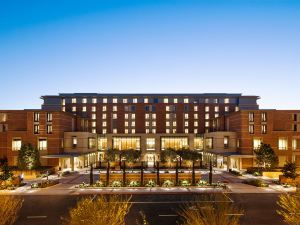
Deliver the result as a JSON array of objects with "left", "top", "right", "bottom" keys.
[{"left": 31, "top": 179, "right": 59, "bottom": 188}]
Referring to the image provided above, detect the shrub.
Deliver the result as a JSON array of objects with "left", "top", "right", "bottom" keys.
[
  {"left": 246, "top": 167, "right": 262, "bottom": 176},
  {"left": 229, "top": 169, "right": 242, "bottom": 176},
  {"left": 162, "top": 179, "right": 174, "bottom": 187},
  {"left": 282, "top": 162, "right": 299, "bottom": 180},
  {"left": 128, "top": 180, "right": 140, "bottom": 187},
  {"left": 181, "top": 180, "right": 191, "bottom": 187},
  {"left": 145, "top": 180, "right": 156, "bottom": 187},
  {"left": 0, "top": 196, "right": 23, "bottom": 225},
  {"left": 277, "top": 192, "right": 300, "bottom": 225},
  {"left": 31, "top": 179, "right": 59, "bottom": 188},
  {"left": 243, "top": 179, "right": 269, "bottom": 187},
  {"left": 111, "top": 180, "right": 122, "bottom": 187},
  {"left": 197, "top": 180, "right": 207, "bottom": 187}
]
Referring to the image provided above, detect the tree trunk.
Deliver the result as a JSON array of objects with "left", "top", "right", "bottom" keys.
[
  {"left": 209, "top": 160, "right": 213, "bottom": 185},
  {"left": 122, "top": 160, "right": 126, "bottom": 187},
  {"left": 192, "top": 160, "right": 195, "bottom": 186},
  {"left": 90, "top": 164, "right": 93, "bottom": 185},
  {"left": 175, "top": 159, "right": 179, "bottom": 186},
  {"left": 156, "top": 161, "right": 160, "bottom": 186},
  {"left": 106, "top": 161, "right": 110, "bottom": 187},
  {"left": 140, "top": 161, "right": 144, "bottom": 186}
]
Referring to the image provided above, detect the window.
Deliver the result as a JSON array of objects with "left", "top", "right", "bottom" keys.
[
  {"left": 38, "top": 138, "right": 47, "bottom": 150},
  {"left": 205, "top": 98, "right": 209, "bottom": 103},
  {"left": 144, "top": 98, "right": 148, "bottom": 103},
  {"left": 113, "top": 98, "right": 118, "bottom": 103},
  {"left": 72, "top": 98, "right": 77, "bottom": 104},
  {"left": 152, "top": 121, "right": 156, "bottom": 126},
  {"left": 125, "top": 121, "right": 129, "bottom": 127},
  {"left": 214, "top": 106, "right": 219, "bottom": 112},
  {"left": 194, "top": 121, "right": 198, "bottom": 127},
  {"left": 205, "top": 138, "right": 213, "bottom": 149},
  {"left": 72, "top": 106, "right": 76, "bottom": 112},
  {"left": 125, "top": 129, "right": 129, "bottom": 134},
  {"left": 133, "top": 98, "right": 138, "bottom": 103},
  {"left": 166, "top": 121, "right": 170, "bottom": 127},
  {"left": 249, "top": 112, "right": 254, "bottom": 122},
  {"left": 205, "top": 106, "right": 209, "bottom": 112},
  {"left": 161, "top": 137, "right": 188, "bottom": 150},
  {"left": 131, "top": 114, "right": 135, "bottom": 119},
  {"left": 205, "top": 121, "right": 209, "bottom": 127},
  {"left": 294, "top": 124, "right": 297, "bottom": 132},
  {"left": 102, "top": 121, "right": 107, "bottom": 127},
  {"left": 146, "top": 138, "right": 155, "bottom": 150},
  {"left": 82, "top": 106, "right": 86, "bottom": 112},
  {"left": 131, "top": 121, "right": 135, "bottom": 126},
  {"left": 146, "top": 129, "right": 150, "bottom": 134},
  {"left": 184, "top": 113, "right": 189, "bottom": 119},
  {"left": 173, "top": 121, "right": 177, "bottom": 126},
  {"left": 92, "top": 106, "right": 96, "bottom": 112},
  {"left": 184, "top": 121, "right": 189, "bottom": 127},
  {"left": 103, "top": 98, "right": 107, "bottom": 103},
  {"left": 145, "top": 121, "right": 150, "bottom": 126},
  {"left": 292, "top": 139, "right": 298, "bottom": 150},
  {"left": 12, "top": 138, "right": 21, "bottom": 151},
  {"left": 294, "top": 114, "right": 298, "bottom": 121},
  {"left": 173, "top": 129, "right": 177, "bottom": 133},
  {"left": 71, "top": 136, "right": 77, "bottom": 148},
  {"left": 88, "top": 137, "right": 96, "bottom": 149},
  {"left": 163, "top": 98, "right": 168, "bottom": 103},
  {"left": 194, "top": 106, "right": 198, "bottom": 111},
  {"left": 166, "top": 129, "right": 170, "bottom": 134},
  {"left": 125, "top": 114, "right": 129, "bottom": 119},
  {"left": 112, "top": 114, "right": 117, "bottom": 119},
  {"left": 113, "top": 128, "right": 117, "bottom": 134},
  {"left": 261, "top": 125, "right": 267, "bottom": 134},
  {"left": 194, "top": 114, "right": 198, "bottom": 119},
  {"left": 174, "top": 98, "right": 178, "bottom": 103},
  {"left": 92, "top": 98, "right": 97, "bottom": 104},
  {"left": 214, "top": 99, "right": 218, "bottom": 104},
  {"left": 62, "top": 106, "right": 65, "bottom": 112},
  {"left": 194, "top": 129, "right": 198, "bottom": 134},
  {"left": 224, "top": 98, "right": 229, "bottom": 104},
  {"left": 102, "top": 129, "right": 107, "bottom": 134},
  {"left": 34, "top": 124, "right": 39, "bottom": 134},
  {"left": 152, "top": 113, "right": 156, "bottom": 119},
  {"left": 47, "top": 113, "right": 52, "bottom": 122},
  {"left": 47, "top": 125, "right": 52, "bottom": 134},
  {"left": 224, "top": 136, "right": 229, "bottom": 148},
  {"left": 279, "top": 138, "right": 288, "bottom": 150},
  {"left": 82, "top": 98, "right": 87, "bottom": 104},
  {"left": 235, "top": 106, "right": 239, "bottom": 112},
  {"left": 184, "top": 128, "right": 189, "bottom": 133},
  {"left": 62, "top": 98, "right": 66, "bottom": 106},
  {"left": 92, "top": 121, "right": 96, "bottom": 127},
  {"left": 92, "top": 114, "right": 96, "bottom": 120},
  {"left": 113, "top": 106, "right": 117, "bottom": 111},
  {"left": 102, "top": 106, "right": 107, "bottom": 111},
  {"left": 253, "top": 138, "right": 262, "bottom": 150},
  {"left": 102, "top": 114, "right": 107, "bottom": 119},
  {"left": 34, "top": 112, "right": 40, "bottom": 122},
  {"left": 113, "top": 137, "right": 141, "bottom": 150},
  {"left": 225, "top": 106, "right": 229, "bottom": 112},
  {"left": 205, "top": 114, "right": 209, "bottom": 120},
  {"left": 184, "top": 98, "right": 189, "bottom": 103},
  {"left": 166, "top": 106, "right": 170, "bottom": 111},
  {"left": 249, "top": 125, "right": 254, "bottom": 134},
  {"left": 166, "top": 114, "right": 170, "bottom": 119},
  {"left": 145, "top": 114, "right": 150, "bottom": 119},
  {"left": 194, "top": 137, "right": 204, "bottom": 150},
  {"left": 152, "top": 128, "right": 156, "bottom": 133},
  {"left": 92, "top": 129, "right": 96, "bottom": 133},
  {"left": 261, "top": 112, "right": 267, "bottom": 122},
  {"left": 122, "top": 98, "right": 127, "bottom": 103}
]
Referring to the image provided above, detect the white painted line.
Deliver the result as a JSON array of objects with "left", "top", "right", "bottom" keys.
[
  {"left": 158, "top": 214, "right": 178, "bottom": 217},
  {"left": 225, "top": 214, "right": 244, "bottom": 216},
  {"left": 27, "top": 216, "right": 48, "bottom": 219}
]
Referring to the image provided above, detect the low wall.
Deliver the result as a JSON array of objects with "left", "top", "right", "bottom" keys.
[
  {"left": 12, "top": 167, "right": 56, "bottom": 180},
  {"left": 262, "top": 171, "right": 283, "bottom": 179},
  {"left": 279, "top": 175, "right": 300, "bottom": 185}
]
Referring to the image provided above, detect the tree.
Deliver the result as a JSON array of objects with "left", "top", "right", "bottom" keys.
[
  {"left": 160, "top": 148, "right": 177, "bottom": 167},
  {"left": 106, "top": 148, "right": 120, "bottom": 162},
  {"left": 121, "top": 149, "right": 141, "bottom": 163},
  {"left": 277, "top": 192, "right": 300, "bottom": 225},
  {"left": 254, "top": 143, "right": 278, "bottom": 169},
  {"left": 178, "top": 194, "right": 243, "bottom": 225},
  {"left": 17, "top": 143, "right": 41, "bottom": 170},
  {"left": 0, "top": 196, "right": 23, "bottom": 225},
  {"left": 0, "top": 158, "right": 13, "bottom": 181},
  {"left": 67, "top": 195, "right": 132, "bottom": 225},
  {"left": 282, "top": 162, "right": 299, "bottom": 180}
]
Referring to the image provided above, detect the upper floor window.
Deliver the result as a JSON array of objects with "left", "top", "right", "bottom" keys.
[
  {"left": 0, "top": 113, "right": 7, "bottom": 122},
  {"left": 72, "top": 98, "right": 77, "bottom": 104},
  {"left": 174, "top": 98, "right": 178, "bottom": 103},
  {"left": 113, "top": 98, "right": 118, "bottom": 103},
  {"left": 47, "top": 113, "right": 52, "bottom": 122},
  {"left": 261, "top": 125, "right": 267, "bottom": 134},
  {"left": 12, "top": 138, "right": 22, "bottom": 151},
  {"left": 88, "top": 137, "right": 96, "bottom": 149},
  {"left": 92, "top": 106, "right": 96, "bottom": 112},
  {"left": 133, "top": 98, "right": 138, "bottom": 103},
  {"left": 253, "top": 138, "right": 262, "bottom": 150},
  {"left": 72, "top": 136, "right": 77, "bottom": 148},
  {"left": 205, "top": 98, "right": 209, "bottom": 103},
  {"left": 249, "top": 112, "right": 254, "bottom": 122},
  {"left": 82, "top": 98, "right": 87, "bottom": 104},
  {"left": 123, "top": 98, "right": 128, "bottom": 103},
  {"left": 103, "top": 98, "right": 107, "bottom": 103},
  {"left": 205, "top": 138, "right": 213, "bottom": 149},
  {"left": 278, "top": 138, "right": 288, "bottom": 150},
  {"left": 113, "top": 106, "right": 117, "bottom": 112},
  {"left": 261, "top": 112, "right": 267, "bottom": 122},
  {"left": 213, "top": 99, "right": 218, "bottom": 104},
  {"left": 205, "top": 106, "right": 209, "bottom": 112},
  {"left": 292, "top": 138, "right": 298, "bottom": 150},
  {"left": 294, "top": 114, "right": 298, "bottom": 121},
  {"left": 82, "top": 106, "right": 86, "bottom": 112},
  {"left": 194, "top": 106, "right": 198, "bottom": 111},
  {"left": 144, "top": 98, "right": 148, "bottom": 103},
  {"left": 184, "top": 98, "right": 189, "bottom": 103},
  {"left": 34, "top": 112, "right": 40, "bottom": 122},
  {"left": 224, "top": 136, "right": 229, "bottom": 149},
  {"left": 72, "top": 106, "right": 76, "bottom": 112},
  {"left": 38, "top": 138, "right": 47, "bottom": 150},
  {"left": 34, "top": 124, "right": 39, "bottom": 134},
  {"left": 163, "top": 98, "right": 168, "bottom": 103},
  {"left": 184, "top": 113, "right": 189, "bottom": 119},
  {"left": 47, "top": 125, "right": 53, "bottom": 134},
  {"left": 249, "top": 125, "right": 254, "bottom": 134},
  {"left": 224, "top": 98, "right": 229, "bottom": 104},
  {"left": 102, "top": 106, "right": 107, "bottom": 111},
  {"left": 214, "top": 106, "right": 219, "bottom": 112},
  {"left": 92, "top": 98, "right": 97, "bottom": 104},
  {"left": 61, "top": 98, "right": 66, "bottom": 106},
  {"left": 225, "top": 106, "right": 229, "bottom": 112}
]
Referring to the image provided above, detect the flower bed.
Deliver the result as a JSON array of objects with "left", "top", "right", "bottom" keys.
[
  {"left": 31, "top": 179, "right": 59, "bottom": 188},
  {"left": 243, "top": 179, "right": 269, "bottom": 187}
]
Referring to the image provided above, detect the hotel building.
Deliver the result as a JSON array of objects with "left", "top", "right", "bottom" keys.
[{"left": 0, "top": 93, "right": 299, "bottom": 171}]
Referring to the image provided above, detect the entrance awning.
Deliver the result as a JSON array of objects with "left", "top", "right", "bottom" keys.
[{"left": 42, "top": 151, "right": 97, "bottom": 159}]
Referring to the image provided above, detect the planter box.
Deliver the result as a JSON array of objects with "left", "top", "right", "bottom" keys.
[
  {"left": 279, "top": 175, "right": 300, "bottom": 185},
  {"left": 262, "top": 171, "right": 283, "bottom": 179}
]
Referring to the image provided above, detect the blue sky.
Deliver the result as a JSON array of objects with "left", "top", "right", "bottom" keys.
[{"left": 0, "top": 0, "right": 299, "bottom": 109}]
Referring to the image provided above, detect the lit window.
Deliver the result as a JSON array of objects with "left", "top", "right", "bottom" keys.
[
  {"left": 166, "top": 106, "right": 170, "bottom": 111},
  {"left": 103, "top": 98, "right": 107, "bottom": 103},
  {"left": 102, "top": 121, "right": 107, "bottom": 127},
  {"left": 102, "top": 114, "right": 107, "bottom": 119},
  {"left": 92, "top": 122, "right": 96, "bottom": 127},
  {"left": 88, "top": 137, "right": 96, "bottom": 148},
  {"left": 166, "top": 114, "right": 170, "bottom": 119},
  {"left": 145, "top": 113, "right": 150, "bottom": 119},
  {"left": 205, "top": 138, "right": 213, "bottom": 149},
  {"left": 225, "top": 106, "right": 229, "bottom": 112},
  {"left": 152, "top": 114, "right": 156, "bottom": 119},
  {"left": 62, "top": 98, "right": 65, "bottom": 105},
  {"left": 205, "top": 114, "right": 209, "bottom": 120},
  {"left": 92, "top": 114, "right": 96, "bottom": 120},
  {"left": 133, "top": 98, "right": 138, "bottom": 103},
  {"left": 125, "top": 121, "right": 128, "bottom": 127},
  {"left": 113, "top": 114, "right": 117, "bottom": 119},
  {"left": 113, "top": 106, "right": 117, "bottom": 111},
  {"left": 172, "top": 129, "right": 177, "bottom": 133},
  {"left": 166, "top": 121, "right": 170, "bottom": 127},
  {"left": 292, "top": 139, "right": 298, "bottom": 150},
  {"left": 249, "top": 112, "right": 254, "bottom": 122},
  {"left": 253, "top": 138, "right": 262, "bottom": 149},
  {"left": 279, "top": 138, "right": 288, "bottom": 150},
  {"left": 72, "top": 136, "right": 77, "bottom": 148},
  {"left": 72, "top": 106, "right": 76, "bottom": 112},
  {"left": 146, "top": 138, "right": 155, "bottom": 150},
  {"left": 194, "top": 121, "right": 198, "bottom": 126},
  {"left": 12, "top": 138, "right": 21, "bottom": 151},
  {"left": 205, "top": 121, "right": 209, "bottom": 127},
  {"left": 235, "top": 106, "right": 239, "bottom": 112},
  {"left": 194, "top": 129, "right": 198, "bottom": 134},
  {"left": 34, "top": 124, "right": 39, "bottom": 134},
  {"left": 62, "top": 106, "right": 65, "bottom": 112},
  {"left": 261, "top": 112, "right": 267, "bottom": 122},
  {"left": 38, "top": 138, "right": 47, "bottom": 150},
  {"left": 173, "top": 121, "right": 177, "bottom": 126},
  {"left": 123, "top": 98, "right": 128, "bottom": 103},
  {"left": 82, "top": 106, "right": 86, "bottom": 112},
  {"left": 103, "top": 129, "right": 107, "bottom": 134},
  {"left": 166, "top": 129, "right": 170, "bottom": 133},
  {"left": 205, "top": 98, "right": 209, "bottom": 103},
  {"left": 262, "top": 125, "right": 267, "bottom": 134},
  {"left": 184, "top": 98, "right": 189, "bottom": 103},
  {"left": 113, "top": 129, "right": 117, "bottom": 134},
  {"left": 131, "top": 114, "right": 135, "bottom": 119},
  {"left": 146, "top": 129, "right": 150, "bottom": 134},
  {"left": 125, "top": 129, "right": 129, "bottom": 134},
  {"left": 194, "top": 114, "right": 198, "bottom": 119},
  {"left": 92, "top": 98, "right": 97, "bottom": 104},
  {"left": 113, "top": 98, "right": 118, "bottom": 103},
  {"left": 132, "top": 129, "right": 135, "bottom": 134},
  {"left": 224, "top": 98, "right": 229, "bottom": 104},
  {"left": 174, "top": 98, "right": 178, "bottom": 103},
  {"left": 34, "top": 112, "right": 40, "bottom": 122},
  {"left": 152, "top": 121, "right": 156, "bottom": 126},
  {"left": 131, "top": 121, "right": 135, "bottom": 126},
  {"left": 152, "top": 129, "right": 156, "bottom": 133},
  {"left": 214, "top": 106, "right": 219, "bottom": 112},
  {"left": 145, "top": 121, "right": 150, "bottom": 126},
  {"left": 82, "top": 98, "right": 87, "bottom": 104},
  {"left": 214, "top": 99, "right": 218, "bottom": 103},
  {"left": 184, "top": 121, "right": 189, "bottom": 127},
  {"left": 47, "top": 125, "right": 52, "bottom": 134},
  {"left": 92, "top": 106, "right": 96, "bottom": 112},
  {"left": 215, "top": 113, "right": 219, "bottom": 118},
  {"left": 102, "top": 106, "right": 107, "bottom": 111},
  {"left": 164, "top": 98, "right": 168, "bottom": 103},
  {"left": 194, "top": 106, "right": 198, "bottom": 111},
  {"left": 144, "top": 98, "right": 148, "bottom": 103},
  {"left": 92, "top": 129, "right": 96, "bottom": 134},
  {"left": 205, "top": 106, "right": 209, "bottom": 112},
  {"left": 72, "top": 98, "right": 77, "bottom": 104},
  {"left": 125, "top": 114, "right": 129, "bottom": 119},
  {"left": 224, "top": 136, "right": 229, "bottom": 148},
  {"left": 249, "top": 125, "right": 254, "bottom": 134},
  {"left": 184, "top": 114, "right": 189, "bottom": 119},
  {"left": 184, "top": 129, "right": 189, "bottom": 133},
  {"left": 47, "top": 113, "right": 52, "bottom": 122}
]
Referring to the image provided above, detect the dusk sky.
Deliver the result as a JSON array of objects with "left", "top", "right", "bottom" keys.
[{"left": 0, "top": 0, "right": 299, "bottom": 110}]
